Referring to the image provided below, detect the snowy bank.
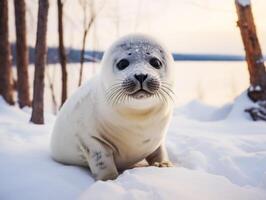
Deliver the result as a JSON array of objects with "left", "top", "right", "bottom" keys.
[
  {"left": 1, "top": 93, "right": 266, "bottom": 200},
  {"left": 237, "top": 0, "right": 251, "bottom": 7},
  {"left": 80, "top": 167, "right": 265, "bottom": 200}
]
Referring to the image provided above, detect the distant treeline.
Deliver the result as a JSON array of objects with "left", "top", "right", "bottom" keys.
[
  {"left": 11, "top": 44, "right": 257, "bottom": 64},
  {"left": 172, "top": 54, "right": 245, "bottom": 61},
  {"left": 10, "top": 44, "right": 103, "bottom": 65}
]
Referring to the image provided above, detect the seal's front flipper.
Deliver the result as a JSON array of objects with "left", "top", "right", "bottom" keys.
[
  {"left": 146, "top": 145, "right": 174, "bottom": 167},
  {"left": 77, "top": 136, "right": 118, "bottom": 181}
]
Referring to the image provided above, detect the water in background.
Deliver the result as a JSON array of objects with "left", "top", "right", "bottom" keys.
[{"left": 20, "top": 61, "right": 249, "bottom": 113}]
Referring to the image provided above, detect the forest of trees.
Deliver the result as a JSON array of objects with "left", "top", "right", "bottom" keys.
[
  {"left": 0, "top": 0, "right": 265, "bottom": 123},
  {"left": 0, "top": 0, "right": 86, "bottom": 124}
]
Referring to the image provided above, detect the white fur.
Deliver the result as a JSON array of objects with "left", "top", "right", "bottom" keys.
[{"left": 50, "top": 34, "right": 175, "bottom": 180}]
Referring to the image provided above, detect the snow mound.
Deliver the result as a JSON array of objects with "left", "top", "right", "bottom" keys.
[
  {"left": 175, "top": 91, "right": 255, "bottom": 122},
  {"left": 80, "top": 167, "right": 266, "bottom": 200},
  {"left": 1, "top": 93, "right": 266, "bottom": 200},
  {"left": 168, "top": 92, "right": 266, "bottom": 188},
  {"left": 226, "top": 91, "right": 255, "bottom": 120},
  {"left": 237, "top": 0, "right": 251, "bottom": 7},
  {"left": 175, "top": 100, "right": 232, "bottom": 121}
]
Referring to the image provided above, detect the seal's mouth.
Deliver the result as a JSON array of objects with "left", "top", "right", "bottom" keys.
[
  {"left": 130, "top": 89, "right": 153, "bottom": 99},
  {"left": 106, "top": 81, "right": 174, "bottom": 105}
]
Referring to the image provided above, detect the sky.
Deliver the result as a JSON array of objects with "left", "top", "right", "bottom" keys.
[{"left": 8, "top": 0, "right": 266, "bottom": 54}]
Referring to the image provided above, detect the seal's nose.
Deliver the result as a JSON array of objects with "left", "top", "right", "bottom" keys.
[{"left": 134, "top": 74, "right": 148, "bottom": 84}]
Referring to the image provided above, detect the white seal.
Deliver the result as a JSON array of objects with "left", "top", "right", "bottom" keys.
[{"left": 50, "top": 34, "right": 176, "bottom": 180}]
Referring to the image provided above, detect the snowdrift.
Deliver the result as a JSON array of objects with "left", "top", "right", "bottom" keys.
[{"left": 1, "top": 93, "right": 266, "bottom": 200}]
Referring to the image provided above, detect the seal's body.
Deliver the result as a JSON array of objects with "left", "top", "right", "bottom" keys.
[{"left": 50, "top": 34, "right": 176, "bottom": 180}]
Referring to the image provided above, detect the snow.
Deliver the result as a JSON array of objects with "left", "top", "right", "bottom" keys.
[
  {"left": 255, "top": 85, "right": 262, "bottom": 92},
  {"left": 1, "top": 60, "right": 266, "bottom": 199},
  {"left": 0, "top": 97, "right": 93, "bottom": 200},
  {"left": 80, "top": 168, "right": 265, "bottom": 200},
  {"left": 256, "top": 58, "right": 265, "bottom": 64},
  {"left": 1, "top": 89, "right": 266, "bottom": 199},
  {"left": 237, "top": 0, "right": 251, "bottom": 7},
  {"left": 249, "top": 85, "right": 262, "bottom": 92}
]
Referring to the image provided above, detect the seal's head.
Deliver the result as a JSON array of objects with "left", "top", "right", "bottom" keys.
[{"left": 100, "top": 34, "right": 175, "bottom": 108}]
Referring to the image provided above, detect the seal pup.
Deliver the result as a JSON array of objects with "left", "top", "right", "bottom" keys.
[{"left": 50, "top": 34, "right": 176, "bottom": 180}]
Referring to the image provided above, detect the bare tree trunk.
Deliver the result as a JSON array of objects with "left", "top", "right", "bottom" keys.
[
  {"left": 57, "top": 0, "right": 67, "bottom": 106},
  {"left": 78, "top": 0, "right": 104, "bottom": 86},
  {"left": 78, "top": 17, "right": 95, "bottom": 87},
  {"left": 30, "top": 0, "right": 49, "bottom": 124},
  {"left": 46, "top": 68, "right": 58, "bottom": 114},
  {"left": 78, "top": 28, "right": 89, "bottom": 87},
  {"left": 0, "top": 0, "right": 14, "bottom": 105},
  {"left": 14, "top": 0, "right": 31, "bottom": 108},
  {"left": 235, "top": 0, "right": 266, "bottom": 102}
]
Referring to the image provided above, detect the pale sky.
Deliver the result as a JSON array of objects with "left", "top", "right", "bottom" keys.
[{"left": 9, "top": 0, "right": 266, "bottom": 54}]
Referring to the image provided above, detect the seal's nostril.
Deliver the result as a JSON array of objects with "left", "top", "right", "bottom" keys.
[{"left": 134, "top": 74, "right": 148, "bottom": 84}]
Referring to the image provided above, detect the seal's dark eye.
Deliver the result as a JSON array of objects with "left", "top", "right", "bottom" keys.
[
  {"left": 116, "top": 59, "right": 129, "bottom": 70},
  {"left": 149, "top": 57, "right": 162, "bottom": 69}
]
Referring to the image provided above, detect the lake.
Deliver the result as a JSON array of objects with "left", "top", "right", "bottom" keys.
[{"left": 20, "top": 61, "right": 250, "bottom": 113}]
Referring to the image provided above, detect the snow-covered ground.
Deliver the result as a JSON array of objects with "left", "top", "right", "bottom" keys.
[{"left": 1, "top": 62, "right": 266, "bottom": 199}]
